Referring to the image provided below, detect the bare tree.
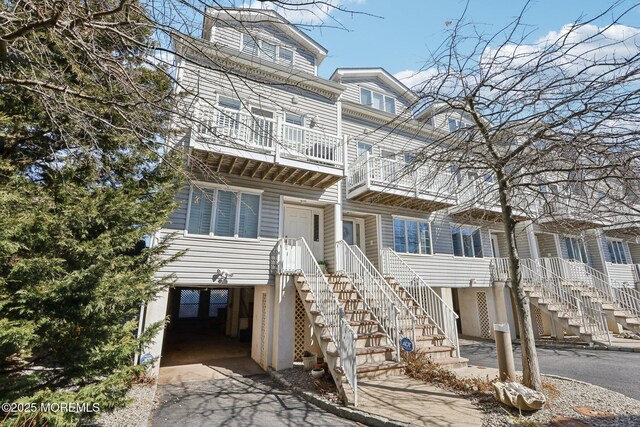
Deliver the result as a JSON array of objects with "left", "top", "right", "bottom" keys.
[{"left": 391, "top": 1, "right": 640, "bottom": 390}]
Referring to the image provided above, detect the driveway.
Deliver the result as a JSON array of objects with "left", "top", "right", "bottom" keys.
[
  {"left": 150, "top": 362, "right": 358, "bottom": 427},
  {"left": 460, "top": 339, "right": 640, "bottom": 400}
]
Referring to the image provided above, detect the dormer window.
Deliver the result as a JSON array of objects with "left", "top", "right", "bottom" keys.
[
  {"left": 448, "top": 118, "right": 470, "bottom": 132},
  {"left": 241, "top": 34, "right": 294, "bottom": 67},
  {"left": 360, "top": 88, "right": 396, "bottom": 114}
]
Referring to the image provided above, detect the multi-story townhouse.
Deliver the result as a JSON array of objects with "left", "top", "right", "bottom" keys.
[{"left": 139, "top": 7, "right": 639, "bottom": 405}]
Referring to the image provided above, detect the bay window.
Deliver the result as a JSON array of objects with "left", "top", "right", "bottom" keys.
[
  {"left": 393, "top": 218, "right": 432, "bottom": 255},
  {"left": 187, "top": 186, "right": 261, "bottom": 238}
]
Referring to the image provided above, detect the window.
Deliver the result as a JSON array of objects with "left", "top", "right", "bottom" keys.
[
  {"left": 607, "top": 239, "right": 628, "bottom": 264},
  {"left": 242, "top": 36, "right": 258, "bottom": 56},
  {"left": 393, "top": 218, "right": 432, "bottom": 255},
  {"left": 219, "top": 96, "right": 241, "bottom": 111},
  {"left": 360, "top": 88, "right": 396, "bottom": 114},
  {"left": 242, "top": 34, "right": 294, "bottom": 66},
  {"left": 187, "top": 186, "right": 260, "bottom": 238},
  {"left": 279, "top": 47, "right": 293, "bottom": 65},
  {"left": 357, "top": 142, "right": 373, "bottom": 157},
  {"left": 448, "top": 118, "right": 469, "bottom": 132},
  {"left": 285, "top": 112, "right": 304, "bottom": 126},
  {"left": 451, "top": 226, "right": 483, "bottom": 258},
  {"left": 313, "top": 214, "right": 320, "bottom": 242},
  {"left": 564, "top": 237, "right": 588, "bottom": 263},
  {"left": 262, "top": 41, "right": 277, "bottom": 61}
]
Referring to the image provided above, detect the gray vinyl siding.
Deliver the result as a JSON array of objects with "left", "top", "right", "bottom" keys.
[
  {"left": 211, "top": 22, "right": 317, "bottom": 75},
  {"left": 159, "top": 173, "right": 339, "bottom": 287},
  {"left": 584, "top": 233, "right": 606, "bottom": 273},
  {"left": 364, "top": 215, "right": 379, "bottom": 268},
  {"left": 514, "top": 223, "right": 533, "bottom": 259},
  {"left": 536, "top": 233, "right": 558, "bottom": 258},
  {"left": 400, "top": 255, "right": 494, "bottom": 288},
  {"left": 179, "top": 65, "right": 338, "bottom": 137}
]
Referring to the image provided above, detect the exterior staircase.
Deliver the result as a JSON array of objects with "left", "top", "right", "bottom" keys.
[
  {"left": 538, "top": 258, "right": 640, "bottom": 333},
  {"left": 492, "top": 258, "right": 611, "bottom": 343},
  {"left": 381, "top": 248, "right": 464, "bottom": 368}
]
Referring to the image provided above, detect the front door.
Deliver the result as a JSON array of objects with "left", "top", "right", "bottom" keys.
[
  {"left": 343, "top": 217, "right": 365, "bottom": 251},
  {"left": 284, "top": 205, "right": 323, "bottom": 260}
]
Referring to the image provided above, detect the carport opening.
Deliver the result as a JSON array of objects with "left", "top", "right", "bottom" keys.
[{"left": 161, "top": 286, "right": 255, "bottom": 369}]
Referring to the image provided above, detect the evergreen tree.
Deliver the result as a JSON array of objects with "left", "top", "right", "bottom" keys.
[{"left": 0, "top": 1, "right": 183, "bottom": 425}]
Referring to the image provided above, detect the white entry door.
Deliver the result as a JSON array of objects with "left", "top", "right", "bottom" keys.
[{"left": 284, "top": 205, "right": 323, "bottom": 261}]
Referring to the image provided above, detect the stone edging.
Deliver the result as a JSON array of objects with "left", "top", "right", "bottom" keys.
[{"left": 266, "top": 368, "right": 411, "bottom": 427}]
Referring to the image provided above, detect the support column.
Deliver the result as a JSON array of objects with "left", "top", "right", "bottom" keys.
[
  {"left": 230, "top": 288, "right": 241, "bottom": 337},
  {"left": 271, "top": 275, "right": 295, "bottom": 370},
  {"left": 143, "top": 287, "right": 170, "bottom": 376}
]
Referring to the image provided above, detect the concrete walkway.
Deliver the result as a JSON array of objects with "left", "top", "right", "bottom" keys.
[
  {"left": 151, "top": 363, "right": 358, "bottom": 427},
  {"left": 357, "top": 375, "right": 482, "bottom": 427}
]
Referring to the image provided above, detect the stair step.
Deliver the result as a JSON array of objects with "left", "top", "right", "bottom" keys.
[{"left": 326, "top": 345, "right": 394, "bottom": 357}]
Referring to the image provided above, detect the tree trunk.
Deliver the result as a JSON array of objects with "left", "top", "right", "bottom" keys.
[{"left": 496, "top": 171, "right": 543, "bottom": 391}]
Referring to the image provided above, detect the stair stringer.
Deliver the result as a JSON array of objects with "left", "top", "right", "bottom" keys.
[{"left": 293, "top": 276, "right": 356, "bottom": 406}]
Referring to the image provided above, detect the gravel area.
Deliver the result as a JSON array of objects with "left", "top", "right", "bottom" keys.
[
  {"left": 91, "top": 383, "right": 157, "bottom": 427},
  {"left": 481, "top": 376, "right": 640, "bottom": 426},
  {"left": 277, "top": 363, "right": 343, "bottom": 404}
]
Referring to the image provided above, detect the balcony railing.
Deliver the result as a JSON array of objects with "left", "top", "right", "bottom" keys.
[
  {"left": 346, "top": 154, "right": 456, "bottom": 200},
  {"left": 194, "top": 109, "right": 344, "bottom": 168}
]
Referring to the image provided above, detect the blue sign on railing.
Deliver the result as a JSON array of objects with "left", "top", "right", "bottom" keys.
[{"left": 400, "top": 337, "right": 414, "bottom": 353}]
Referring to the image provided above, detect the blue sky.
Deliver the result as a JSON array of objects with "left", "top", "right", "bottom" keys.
[{"left": 298, "top": 0, "right": 640, "bottom": 80}]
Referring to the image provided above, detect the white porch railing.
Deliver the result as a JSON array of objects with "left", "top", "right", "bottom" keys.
[
  {"left": 276, "top": 238, "right": 358, "bottom": 405},
  {"left": 538, "top": 258, "right": 615, "bottom": 304},
  {"left": 611, "top": 283, "right": 640, "bottom": 319},
  {"left": 336, "top": 241, "right": 416, "bottom": 360},
  {"left": 196, "top": 109, "right": 344, "bottom": 167},
  {"left": 492, "top": 257, "right": 610, "bottom": 342},
  {"left": 346, "top": 153, "right": 456, "bottom": 200},
  {"left": 380, "top": 248, "right": 460, "bottom": 356}
]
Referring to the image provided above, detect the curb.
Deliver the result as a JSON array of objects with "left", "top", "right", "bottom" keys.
[
  {"left": 267, "top": 368, "right": 411, "bottom": 427},
  {"left": 511, "top": 339, "right": 640, "bottom": 353}
]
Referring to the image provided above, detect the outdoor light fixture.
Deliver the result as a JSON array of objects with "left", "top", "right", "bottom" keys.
[{"left": 212, "top": 269, "right": 234, "bottom": 283}]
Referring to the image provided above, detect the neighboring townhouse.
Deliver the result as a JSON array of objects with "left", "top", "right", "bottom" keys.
[{"left": 139, "top": 7, "right": 639, "bottom": 405}]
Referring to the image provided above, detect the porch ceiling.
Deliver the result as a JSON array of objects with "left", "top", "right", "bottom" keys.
[
  {"left": 449, "top": 205, "right": 530, "bottom": 222},
  {"left": 538, "top": 215, "right": 606, "bottom": 231},
  {"left": 191, "top": 150, "right": 342, "bottom": 189},
  {"left": 349, "top": 188, "right": 454, "bottom": 211}
]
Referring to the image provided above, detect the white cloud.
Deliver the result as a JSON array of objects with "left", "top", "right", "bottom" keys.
[
  {"left": 394, "top": 68, "right": 439, "bottom": 91},
  {"left": 245, "top": 0, "right": 364, "bottom": 26}
]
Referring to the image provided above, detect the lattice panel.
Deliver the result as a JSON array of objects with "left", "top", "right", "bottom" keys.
[
  {"left": 209, "top": 289, "right": 229, "bottom": 317},
  {"left": 293, "top": 292, "right": 306, "bottom": 361},
  {"left": 260, "top": 293, "right": 267, "bottom": 368},
  {"left": 533, "top": 305, "right": 544, "bottom": 336},
  {"left": 178, "top": 289, "right": 200, "bottom": 318},
  {"left": 477, "top": 292, "right": 491, "bottom": 339}
]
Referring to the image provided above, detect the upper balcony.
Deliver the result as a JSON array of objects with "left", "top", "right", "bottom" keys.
[
  {"left": 189, "top": 109, "right": 346, "bottom": 189},
  {"left": 345, "top": 154, "right": 457, "bottom": 210},
  {"left": 537, "top": 196, "right": 608, "bottom": 230},
  {"left": 450, "top": 181, "right": 532, "bottom": 222}
]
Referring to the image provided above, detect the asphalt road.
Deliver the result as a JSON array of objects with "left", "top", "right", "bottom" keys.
[
  {"left": 151, "top": 373, "right": 359, "bottom": 427},
  {"left": 460, "top": 340, "right": 640, "bottom": 400}
]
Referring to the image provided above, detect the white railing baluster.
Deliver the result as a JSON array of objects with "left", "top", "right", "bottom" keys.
[
  {"left": 381, "top": 248, "right": 460, "bottom": 357},
  {"left": 336, "top": 241, "right": 416, "bottom": 360},
  {"left": 277, "top": 238, "right": 358, "bottom": 405}
]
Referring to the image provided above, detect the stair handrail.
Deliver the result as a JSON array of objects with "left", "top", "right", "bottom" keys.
[
  {"left": 519, "top": 258, "right": 610, "bottom": 342},
  {"left": 611, "top": 282, "right": 640, "bottom": 319},
  {"left": 380, "top": 248, "right": 460, "bottom": 356},
  {"left": 538, "top": 257, "right": 614, "bottom": 303},
  {"left": 336, "top": 241, "right": 416, "bottom": 360},
  {"left": 277, "top": 238, "right": 358, "bottom": 403}
]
